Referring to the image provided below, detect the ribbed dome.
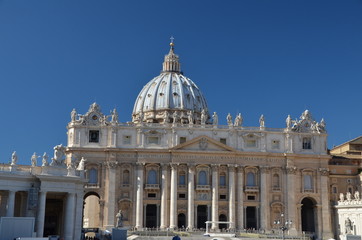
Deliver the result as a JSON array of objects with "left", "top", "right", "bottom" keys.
[{"left": 132, "top": 40, "right": 209, "bottom": 124}]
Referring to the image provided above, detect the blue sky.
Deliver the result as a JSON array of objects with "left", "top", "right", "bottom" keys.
[{"left": 1, "top": 0, "right": 362, "bottom": 165}]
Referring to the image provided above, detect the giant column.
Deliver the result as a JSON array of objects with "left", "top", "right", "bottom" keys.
[
  {"left": 36, "top": 191, "right": 47, "bottom": 237},
  {"left": 187, "top": 164, "right": 195, "bottom": 230},
  {"left": 74, "top": 191, "right": 85, "bottom": 240},
  {"left": 135, "top": 163, "right": 144, "bottom": 229},
  {"left": 160, "top": 164, "right": 168, "bottom": 229},
  {"left": 169, "top": 164, "right": 178, "bottom": 229},
  {"left": 237, "top": 166, "right": 244, "bottom": 230},
  {"left": 286, "top": 165, "right": 297, "bottom": 235},
  {"left": 64, "top": 193, "right": 76, "bottom": 240},
  {"left": 319, "top": 168, "right": 333, "bottom": 239},
  {"left": 211, "top": 164, "right": 219, "bottom": 230},
  {"left": 6, "top": 190, "right": 15, "bottom": 217},
  {"left": 228, "top": 165, "right": 236, "bottom": 230},
  {"left": 104, "top": 161, "right": 117, "bottom": 229},
  {"left": 259, "top": 166, "right": 269, "bottom": 230}
]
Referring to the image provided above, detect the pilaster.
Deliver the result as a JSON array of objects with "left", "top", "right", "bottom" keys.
[{"left": 211, "top": 164, "right": 219, "bottom": 230}]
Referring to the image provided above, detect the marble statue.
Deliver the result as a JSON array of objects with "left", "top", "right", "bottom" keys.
[
  {"left": 286, "top": 115, "right": 292, "bottom": 129},
  {"left": 340, "top": 193, "right": 344, "bottom": 202},
  {"left": 51, "top": 144, "right": 66, "bottom": 166},
  {"left": 234, "top": 113, "right": 243, "bottom": 127},
  {"left": 71, "top": 108, "right": 77, "bottom": 122},
  {"left": 259, "top": 114, "right": 265, "bottom": 128},
  {"left": 354, "top": 191, "right": 360, "bottom": 201},
  {"left": 11, "top": 151, "right": 17, "bottom": 165},
  {"left": 227, "top": 113, "right": 233, "bottom": 126},
  {"left": 42, "top": 152, "right": 48, "bottom": 166},
  {"left": 116, "top": 210, "right": 123, "bottom": 228},
  {"left": 164, "top": 111, "right": 170, "bottom": 123},
  {"left": 346, "top": 192, "right": 352, "bottom": 201},
  {"left": 201, "top": 109, "right": 206, "bottom": 125},
  {"left": 111, "top": 109, "right": 119, "bottom": 124},
  {"left": 188, "top": 111, "right": 193, "bottom": 125},
  {"left": 345, "top": 217, "right": 352, "bottom": 234},
  {"left": 212, "top": 112, "right": 218, "bottom": 126},
  {"left": 173, "top": 111, "right": 178, "bottom": 124},
  {"left": 77, "top": 157, "right": 86, "bottom": 170},
  {"left": 31, "top": 152, "right": 38, "bottom": 167}
]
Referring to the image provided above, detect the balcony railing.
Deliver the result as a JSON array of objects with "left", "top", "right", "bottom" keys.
[
  {"left": 145, "top": 184, "right": 160, "bottom": 190},
  {"left": 245, "top": 186, "right": 259, "bottom": 192},
  {"left": 196, "top": 185, "right": 211, "bottom": 191},
  {"left": 85, "top": 183, "right": 100, "bottom": 188}
]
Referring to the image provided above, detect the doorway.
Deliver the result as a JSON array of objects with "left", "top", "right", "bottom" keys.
[
  {"left": 246, "top": 206, "right": 257, "bottom": 229},
  {"left": 197, "top": 205, "right": 208, "bottom": 229},
  {"left": 145, "top": 204, "right": 157, "bottom": 228},
  {"left": 301, "top": 198, "right": 316, "bottom": 233}
]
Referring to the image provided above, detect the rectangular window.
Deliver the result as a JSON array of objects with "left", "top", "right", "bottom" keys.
[
  {"left": 123, "top": 135, "right": 131, "bottom": 144},
  {"left": 220, "top": 194, "right": 227, "bottom": 200},
  {"left": 220, "top": 138, "right": 227, "bottom": 145},
  {"left": 302, "top": 137, "right": 312, "bottom": 149},
  {"left": 147, "top": 136, "right": 159, "bottom": 145},
  {"left": 148, "top": 193, "right": 156, "bottom": 198},
  {"left": 179, "top": 193, "right": 186, "bottom": 199},
  {"left": 180, "top": 137, "right": 187, "bottom": 144},
  {"left": 271, "top": 140, "right": 280, "bottom": 149},
  {"left": 246, "top": 140, "right": 256, "bottom": 148},
  {"left": 89, "top": 130, "right": 99, "bottom": 143},
  {"left": 332, "top": 186, "right": 337, "bottom": 194},
  {"left": 247, "top": 195, "right": 256, "bottom": 200}
]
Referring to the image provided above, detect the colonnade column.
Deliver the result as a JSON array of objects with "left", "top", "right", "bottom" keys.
[
  {"left": 187, "top": 164, "right": 195, "bottom": 230},
  {"left": 169, "top": 164, "right": 178, "bottom": 229},
  {"left": 36, "top": 191, "right": 47, "bottom": 237},
  {"left": 211, "top": 164, "right": 219, "bottom": 230},
  {"left": 237, "top": 166, "right": 244, "bottom": 230},
  {"left": 160, "top": 164, "right": 168, "bottom": 229},
  {"left": 319, "top": 168, "right": 333, "bottom": 239},
  {"left": 286, "top": 165, "right": 297, "bottom": 235},
  {"left": 74, "top": 192, "right": 85, "bottom": 240},
  {"left": 259, "top": 166, "right": 269, "bottom": 230},
  {"left": 228, "top": 165, "right": 236, "bottom": 230},
  {"left": 6, "top": 190, "right": 15, "bottom": 217},
  {"left": 135, "top": 163, "right": 144, "bottom": 229},
  {"left": 64, "top": 193, "right": 76, "bottom": 240},
  {"left": 104, "top": 161, "right": 117, "bottom": 229}
]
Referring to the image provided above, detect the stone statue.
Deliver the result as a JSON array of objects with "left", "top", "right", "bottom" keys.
[
  {"left": 346, "top": 192, "right": 352, "bottom": 201},
  {"left": 11, "top": 151, "right": 17, "bottom": 165},
  {"left": 139, "top": 112, "right": 144, "bottom": 122},
  {"left": 116, "top": 210, "right": 123, "bottom": 228},
  {"left": 201, "top": 109, "right": 207, "bottom": 125},
  {"left": 164, "top": 111, "right": 170, "bottom": 123},
  {"left": 42, "top": 152, "right": 48, "bottom": 166},
  {"left": 212, "top": 112, "right": 218, "bottom": 126},
  {"left": 51, "top": 144, "right": 66, "bottom": 166},
  {"left": 227, "top": 113, "right": 233, "bottom": 126},
  {"left": 111, "top": 109, "right": 119, "bottom": 124},
  {"left": 259, "top": 114, "right": 265, "bottom": 128},
  {"left": 71, "top": 108, "right": 77, "bottom": 122},
  {"left": 31, "top": 152, "right": 38, "bottom": 167},
  {"left": 354, "top": 191, "right": 360, "bottom": 201},
  {"left": 340, "top": 193, "right": 344, "bottom": 202},
  {"left": 286, "top": 115, "right": 292, "bottom": 129},
  {"left": 345, "top": 217, "right": 352, "bottom": 234},
  {"left": 77, "top": 157, "right": 86, "bottom": 170},
  {"left": 188, "top": 111, "right": 193, "bottom": 125},
  {"left": 234, "top": 113, "right": 243, "bottom": 127},
  {"left": 173, "top": 111, "right": 178, "bottom": 124}
]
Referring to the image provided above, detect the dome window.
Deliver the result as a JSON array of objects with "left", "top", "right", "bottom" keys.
[
  {"left": 159, "top": 93, "right": 164, "bottom": 96},
  {"left": 173, "top": 81, "right": 178, "bottom": 85},
  {"left": 173, "top": 92, "right": 178, "bottom": 96},
  {"left": 148, "top": 94, "right": 152, "bottom": 97}
]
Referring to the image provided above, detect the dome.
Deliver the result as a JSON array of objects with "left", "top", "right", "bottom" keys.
[{"left": 132, "top": 40, "right": 209, "bottom": 124}]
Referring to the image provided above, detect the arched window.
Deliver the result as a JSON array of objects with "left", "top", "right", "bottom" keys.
[
  {"left": 198, "top": 170, "right": 207, "bottom": 185},
  {"left": 89, "top": 168, "right": 98, "bottom": 184},
  {"left": 147, "top": 170, "right": 157, "bottom": 184},
  {"left": 219, "top": 172, "right": 226, "bottom": 186},
  {"left": 273, "top": 174, "right": 280, "bottom": 188},
  {"left": 246, "top": 172, "right": 255, "bottom": 186},
  {"left": 304, "top": 175, "right": 312, "bottom": 190},
  {"left": 179, "top": 171, "right": 186, "bottom": 185},
  {"left": 123, "top": 170, "right": 130, "bottom": 184}
]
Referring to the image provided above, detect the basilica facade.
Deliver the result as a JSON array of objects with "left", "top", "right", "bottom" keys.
[{"left": 66, "top": 41, "right": 334, "bottom": 239}]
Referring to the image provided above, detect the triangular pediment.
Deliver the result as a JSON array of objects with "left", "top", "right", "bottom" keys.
[{"left": 171, "top": 135, "right": 237, "bottom": 152}]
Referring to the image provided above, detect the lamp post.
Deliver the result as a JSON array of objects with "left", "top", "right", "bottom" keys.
[{"left": 274, "top": 213, "right": 292, "bottom": 240}]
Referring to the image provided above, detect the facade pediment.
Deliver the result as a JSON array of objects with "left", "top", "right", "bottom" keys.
[{"left": 171, "top": 135, "right": 237, "bottom": 152}]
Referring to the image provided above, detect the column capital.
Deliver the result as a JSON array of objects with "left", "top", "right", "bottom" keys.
[
  {"left": 105, "top": 161, "right": 118, "bottom": 169},
  {"left": 211, "top": 164, "right": 219, "bottom": 171},
  {"left": 228, "top": 164, "right": 237, "bottom": 171},
  {"left": 318, "top": 167, "right": 329, "bottom": 176},
  {"left": 187, "top": 163, "right": 196, "bottom": 172},
  {"left": 286, "top": 166, "right": 297, "bottom": 175},
  {"left": 260, "top": 166, "right": 270, "bottom": 174},
  {"left": 237, "top": 165, "right": 245, "bottom": 172},
  {"left": 170, "top": 163, "right": 178, "bottom": 170},
  {"left": 160, "top": 163, "right": 169, "bottom": 170}
]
